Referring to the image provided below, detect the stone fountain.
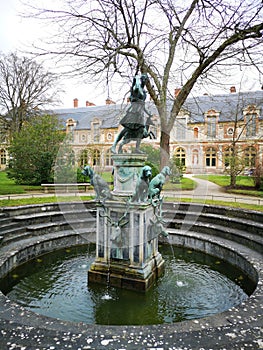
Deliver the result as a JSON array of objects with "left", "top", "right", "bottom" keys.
[
  {"left": 84, "top": 155, "right": 170, "bottom": 291},
  {"left": 83, "top": 73, "right": 170, "bottom": 291}
]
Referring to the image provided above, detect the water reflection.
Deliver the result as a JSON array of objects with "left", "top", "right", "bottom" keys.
[{"left": 1, "top": 244, "right": 252, "bottom": 325}]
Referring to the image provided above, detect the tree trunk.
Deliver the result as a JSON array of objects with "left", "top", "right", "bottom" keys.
[
  {"left": 160, "top": 130, "right": 170, "bottom": 169},
  {"left": 230, "top": 173, "right": 237, "bottom": 188}
]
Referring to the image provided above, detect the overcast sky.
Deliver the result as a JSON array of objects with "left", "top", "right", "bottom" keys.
[
  {"left": 0, "top": 0, "right": 110, "bottom": 109},
  {"left": 0, "top": 0, "right": 262, "bottom": 109}
]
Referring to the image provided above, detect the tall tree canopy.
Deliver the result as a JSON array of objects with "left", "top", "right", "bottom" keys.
[
  {"left": 0, "top": 52, "right": 61, "bottom": 137},
  {"left": 29, "top": 0, "right": 263, "bottom": 166},
  {"left": 8, "top": 114, "right": 65, "bottom": 185}
]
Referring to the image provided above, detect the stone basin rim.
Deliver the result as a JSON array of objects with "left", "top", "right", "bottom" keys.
[{"left": 0, "top": 202, "right": 262, "bottom": 349}]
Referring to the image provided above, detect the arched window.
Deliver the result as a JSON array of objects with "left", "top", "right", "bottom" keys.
[
  {"left": 193, "top": 127, "right": 199, "bottom": 139},
  {"left": 105, "top": 149, "right": 113, "bottom": 166},
  {"left": 205, "top": 147, "right": 216, "bottom": 167},
  {"left": 0, "top": 149, "right": 6, "bottom": 165},
  {"left": 244, "top": 146, "right": 257, "bottom": 167},
  {"left": 175, "top": 147, "right": 186, "bottom": 166},
  {"left": 92, "top": 149, "right": 101, "bottom": 166},
  {"left": 223, "top": 147, "right": 236, "bottom": 168},
  {"left": 79, "top": 149, "right": 90, "bottom": 167}
]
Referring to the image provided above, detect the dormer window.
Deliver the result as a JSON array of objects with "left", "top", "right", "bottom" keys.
[
  {"left": 93, "top": 122, "right": 100, "bottom": 142},
  {"left": 207, "top": 116, "right": 216, "bottom": 138},
  {"left": 91, "top": 118, "right": 101, "bottom": 143},
  {"left": 66, "top": 118, "right": 76, "bottom": 132},
  {"left": 176, "top": 117, "right": 186, "bottom": 140},
  {"left": 246, "top": 113, "right": 257, "bottom": 137}
]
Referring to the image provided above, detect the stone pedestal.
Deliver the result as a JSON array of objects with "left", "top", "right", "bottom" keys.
[
  {"left": 111, "top": 154, "right": 147, "bottom": 197},
  {"left": 88, "top": 153, "right": 165, "bottom": 292}
]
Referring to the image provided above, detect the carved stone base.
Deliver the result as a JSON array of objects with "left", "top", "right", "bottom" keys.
[
  {"left": 111, "top": 153, "right": 147, "bottom": 197},
  {"left": 88, "top": 153, "right": 165, "bottom": 292},
  {"left": 88, "top": 252, "right": 164, "bottom": 292}
]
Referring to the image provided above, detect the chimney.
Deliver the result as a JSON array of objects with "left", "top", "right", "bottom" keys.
[
  {"left": 230, "top": 86, "right": 236, "bottom": 93},
  {"left": 86, "top": 100, "right": 95, "bottom": 107},
  {"left": 106, "top": 97, "right": 116, "bottom": 105},
  {"left": 174, "top": 88, "right": 181, "bottom": 98},
  {"left": 73, "top": 98, "right": 78, "bottom": 108}
]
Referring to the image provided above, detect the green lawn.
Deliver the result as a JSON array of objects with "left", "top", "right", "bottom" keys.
[
  {"left": 194, "top": 174, "right": 254, "bottom": 187},
  {"left": 0, "top": 172, "right": 42, "bottom": 195},
  {"left": 194, "top": 174, "right": 263, "bottom": 198},
  {"left": 1, "top": 171, "right": 262, "bottom": 211},
  {"left": 163, "top": 177, "right": 196, "bottom": 191}
]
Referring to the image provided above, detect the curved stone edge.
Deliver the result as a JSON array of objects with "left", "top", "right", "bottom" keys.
[{"left": 0, "top": 204, "right": 262, "bottom": 349}]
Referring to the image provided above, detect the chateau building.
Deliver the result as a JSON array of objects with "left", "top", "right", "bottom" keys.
[
  {"left": 55, "top": 89, "right": 263, "bottom": 174},
  {"left": 1, "top": 89, "right": 262, "bottom": 174}
]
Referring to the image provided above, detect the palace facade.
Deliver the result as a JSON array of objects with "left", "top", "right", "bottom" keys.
[
  {"left": 1, "top": 89, "right": 262, "bottom": 174},
  {"left": 56, "top": 89, "right": 263, "bottom": 174}
]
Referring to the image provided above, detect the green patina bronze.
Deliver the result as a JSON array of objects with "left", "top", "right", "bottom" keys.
[{"left": 111, "top": 74, "right": 155, "bottom": 154}]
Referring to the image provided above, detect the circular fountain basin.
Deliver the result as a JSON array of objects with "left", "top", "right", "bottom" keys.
[
  {"left": 0, "top": 202, "right": 262, "bottom": 349},
  {"left": 0, "top": 244, "right": 252, "bottom": 325}
]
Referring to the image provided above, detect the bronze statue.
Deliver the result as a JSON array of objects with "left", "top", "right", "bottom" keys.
[
  {"left": 131, "top": 165, "right": 152, "bottom": 203},
  {"left": 111, "top": 74, "right": 155, "bottom": 154},
  {"left": 82, "top": 165, "right": 112, "bottom": 202},
  {"left": 148, "top": 166, "right": 171, "bottom": 204}
]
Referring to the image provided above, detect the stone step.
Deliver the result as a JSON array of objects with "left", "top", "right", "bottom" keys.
[
  {"left": 2, "top": 222, "right": 96, "bottom": 246},
  {"left": 166, "top": 228, "right": 262, "bottom": 274},
  {"left": 27, "top": 217, "right": 96, "bottom": 232},
  {"left": 0, "top": 228, "right": 96, "bottom": 267},
  {"left": 1, "top": 201, "right": 96, "bottom": 217},
  {"left": 163, "top": 202, "right": 263, "bottom": 224},
  {"left": 0, "top": 225, "right": 27, "bottom": 241},
  {"left": 13, "top": 209, "right": 96, "bottom": 225},
  {"left": 166, "top": 218, "right": 263, "bottom": 254},
  {"left": 163, "top": 210, "right": 263, "bottom": 236},
  {"left": 164, "top": 209, "right": 263, "bottom": 236}
]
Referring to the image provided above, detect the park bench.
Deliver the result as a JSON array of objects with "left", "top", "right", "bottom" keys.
[{"left": 41, "top": 183, "right": 91, "bottom": 193}]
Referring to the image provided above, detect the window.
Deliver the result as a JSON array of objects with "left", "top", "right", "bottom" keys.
[
  {"left": 92, "top": 149, "right": 101, "bottom": 166},
  {"left": 205, "top": 147, "right": 216, "bottom": 167},
  {"left": 0, "top": 149, "right": 6, "bottom": 165},
  {"left": 105, "top": 149, "right": 113, "bottom": 166},
  {"left": 246, "top": 114, "right": 257, "bottom": 137},
  {"left": 176, "top": 118, "right": 186, "bottom": 140},
  {"left": 193, "top": 127, "right": 199, "bottom": 139},
  {"left": 223, "top": 147, "right": 234, "bottom": 168},
  {"left": 207, "top": 116, "right": 216, "bottom": 138},
  {"left": 67, "top": 118, "right": 75, "bottom": 132},
  {"left": 93, "top": 122, "right": 100, "bottom": 142},
  {"left": 244, "top": 146, "right": 256, "bottom": 167},
  {"left": 0, "top": 131, "right": 7, "bottom": 143},
  {"left": 227, "top": 127, "right": 234, "bottom": 136},
  {"left": 79, "top": 149, "right": 89, "bottom": 167},
  {"left": 81, "top": 134, "right": 86, "bottom": 142},
  {"left": 175, "top": 147, "right": 186, "bottom": 166}
]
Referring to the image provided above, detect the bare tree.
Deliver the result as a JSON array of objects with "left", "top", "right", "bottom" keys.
[
  {"left": 0, "top": 52, "right": 61, "bottom": 137},
  {"left": 27, "top": 0, "right": 263, "bottom": 167},
  {"left": 217, "top": 91, "right": 263, "bottom": 187}
]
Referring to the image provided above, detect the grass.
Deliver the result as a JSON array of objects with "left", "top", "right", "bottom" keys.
[
  {"left": 164, "top": 196, "right": 263, "bottom": 212},
  {"left": 0, "top": 195, "right": 94, "bottom": 207},
  {"left": 1, "top": 171, "right": 262, "bottom": 212},
  {"left": 194, "top": 174, "right": 263, "bottom": 197},
  {"left": 0, "top": 172, "right": 42, "bottom": 195},
  {"left": 163, "top": 177, "right": 196, "bottom": 191},
  {"left": 195, "top": 174, "right": 254, "bottom": 187}
]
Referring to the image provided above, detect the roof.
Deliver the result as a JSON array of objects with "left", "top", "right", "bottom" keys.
[
  {"left": 53, "top": 90, "right": 263, "bottom": 129},
  {"left": 182, "top": 90, "right": 263, "bottom": 123}
]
